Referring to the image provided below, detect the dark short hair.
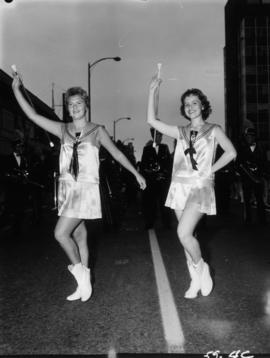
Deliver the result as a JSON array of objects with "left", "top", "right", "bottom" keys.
[
  {"left": 12, "top": 138, "right": 23, "bottom": 147},
  {"left": 180, "top": 88, "right": 212, "bottom": 121},
  {"left": 245, "top": 127, "right": 256, "bottom": 136},
  {"left": 65, "top": 87, "right": 89, "bottom": 108}
]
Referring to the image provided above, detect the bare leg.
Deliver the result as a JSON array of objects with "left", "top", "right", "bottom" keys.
[
  {"left": 54, "top": 216, "right": 82, "bottom": 264},
  {"left": 72, "top": 221, "right": 89, "bottom": 267},
  {"left": 174, "top": 210, "right": 193, "bottom": 264},
  {"left": 55, "top": 217, "right": 92, "bottom": 302},
  {"left": 175, "top": 204, "right": 204, "bottom": 264},
  {"left": 174, "top": 205, "right": 213, "bottom": 298}
]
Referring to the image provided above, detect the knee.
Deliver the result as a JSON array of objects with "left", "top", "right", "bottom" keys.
[
  {"left": 177, "top": 226, "right": 190, "bottom": 246},
  {"left": 73, "top": 225, "right": 87, "bottom": 244},
  {"left": 54, "top": 226, "right": 66, "bottom": 244}
]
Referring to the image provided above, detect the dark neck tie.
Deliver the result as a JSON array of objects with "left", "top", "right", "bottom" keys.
[
  {"left": 184, "top": 130, "right": 198, "bottom": 170},
  {"left": 69, "top": 137, "right": 81, "bottom": 180}
]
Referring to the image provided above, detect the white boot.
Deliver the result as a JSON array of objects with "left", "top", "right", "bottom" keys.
[
  {"left": 80, "top": 266, "right": 92, "bottom": 302},
  {"left": 194, "top": 259, "right": 213, "bottom": 297},
  {"left": 67, "top": 287, "right": 81, "bottom": 301},
  {"left": 66, "top": 265, "right": 81, "bottom": 301},
  {"left": 184, "top": 261, "right": 201, "bottom": 299},
  {"left": 68, "top": 263, "right": 92, "bottom": 302}
]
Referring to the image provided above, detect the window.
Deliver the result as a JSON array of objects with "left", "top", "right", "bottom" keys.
[
  {"left": 257, "top": 46, "right": 268, "bottom": 64},
  {"left": 258, "top": 123, "right": 269, "bottom": 140},
  {"left": 245, "top": 45, "right": 256, "bottom": 65},
  {"left": 246, "top": 85, "right": 257, "bottom": 102},
  {"left": 258, "top": 109, "right": 269, "bottom": 121},
  {"left": 245, "top": 45, "right": 256, "bottom": 57},
  {"left": 256, "top": 17, "right": 267, "bottom": 26},
  {"left": 246, "top": 66, "right": 257, "bottom": 74},
  {"left": 245, "top": 27, "right": 255, "bottom": 44},
  {"left": 258, "top": 85, "right": 269, "bottom": 102},
  {"left": 258, "top": 74, "right": 268, "bottom": 84},
  {"left": 256, "top": 27, "right": 267, "bottom": 45},
  {"left": 257, "top": 65, "right": 268, "bottom": 74},
  {"left": 245, "top": 17, "right": 255, "bottom": 26},
  {"left": 246, "top": 74, "right": 257, "bottom": 84},
  {"left": 247, "top": 104, "right": 258, "bottom": 112},
  {"left": 257, "top": 67, "right": 269, "bottom": 84}
]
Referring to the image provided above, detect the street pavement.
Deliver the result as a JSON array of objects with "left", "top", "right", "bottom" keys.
[{"left": 0, "top": 201, "right": 270, "bottom": 358}]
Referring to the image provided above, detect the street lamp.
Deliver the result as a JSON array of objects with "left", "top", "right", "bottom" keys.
[
  {"left": 113, "top": 117, "right": 131, "bottom": 141},
  {"left": 88, "top": 56, "right": 121, "bottom": 122}
]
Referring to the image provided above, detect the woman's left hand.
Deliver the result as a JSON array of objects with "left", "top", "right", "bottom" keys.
[{"left": 136, "top": 173, "right": 147, "bottom": 190}]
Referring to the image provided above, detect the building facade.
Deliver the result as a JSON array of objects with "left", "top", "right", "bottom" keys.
[{"left": 224, "top": 0, "right": 270, "bottom": 150}]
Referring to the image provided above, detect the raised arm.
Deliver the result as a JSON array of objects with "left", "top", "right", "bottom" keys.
[
  {"left": 12, "top": 74, "right": 62, "bottom": 138},
  {"left": 147, "top": 75, "right": 178, "bottom": 139},
  {"left": 97, "top": 126, "right": 146, "bottom": 190},
  {"left": 212, "top": 125, "right": 237, "bottom": 174}
]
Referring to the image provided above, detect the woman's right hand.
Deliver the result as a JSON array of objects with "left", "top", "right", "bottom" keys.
[
  {"left": 149, "top": 74, "right": 162, "bottom": 94},
  {"left": 11, "top": 71, "right": 22, "bottom": 91}
]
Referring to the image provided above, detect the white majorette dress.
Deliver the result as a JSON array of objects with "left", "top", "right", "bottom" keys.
[
  {"left": 57, "top": 122, "right": 102, "bottom": 219},
  {"left": 165, "top": 123, "right": 219, "bottom": 215}
]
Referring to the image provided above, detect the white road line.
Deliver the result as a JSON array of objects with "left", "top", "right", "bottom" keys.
[{"left": 148, "top": 229, "right": 185, "bottom": 353}]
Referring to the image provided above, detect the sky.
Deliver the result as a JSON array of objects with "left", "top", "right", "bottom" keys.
[{"left": 0, "top": 0, "right": 227, "bottom": 160}]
